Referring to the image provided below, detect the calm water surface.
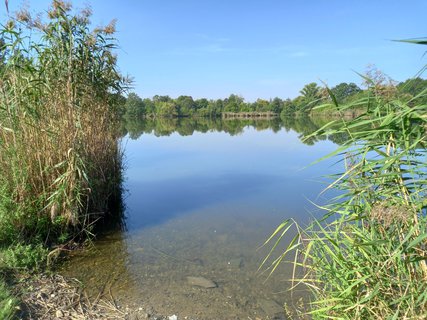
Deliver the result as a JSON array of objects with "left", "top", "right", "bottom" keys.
[{"left": 61, "top": 118, "right": 339, "bottom": 319}]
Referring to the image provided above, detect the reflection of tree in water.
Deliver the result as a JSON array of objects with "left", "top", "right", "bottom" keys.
[
  {"left": 122, "top": 116, "right": 348, "bottom": 145},
  {"left": 152, "top": 118, "right": 178, "bottom": 137},
  {"left": 328, "top": 132, "right": 351, "bottom": 145},
  {"left": 124, "top": 119, "right": 144, "bottom": 139},
  {"left": 269, "top": 118, "right": 283, "bottom": 133},
  {"left": 282, "top": 116, "right": 325, "bottom": 145}
]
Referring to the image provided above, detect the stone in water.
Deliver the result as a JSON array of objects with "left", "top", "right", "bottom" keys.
[{"left": 186, "top": 276, "right": 217, "bottom": 288}]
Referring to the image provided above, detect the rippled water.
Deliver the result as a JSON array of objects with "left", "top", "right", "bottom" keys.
[{"left": 61, "top": 118, "right": 339, "bottom": 319}]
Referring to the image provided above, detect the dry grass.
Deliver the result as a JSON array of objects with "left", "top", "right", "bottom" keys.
[
  {"left": 0, "top": 0, "right": 127, "bottom": 244},
  {"left": 17, "top": 274, "right": 126, "bottom": 320}
]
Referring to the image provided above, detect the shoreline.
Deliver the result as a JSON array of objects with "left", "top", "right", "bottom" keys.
[{"left": 14, "top": 273, "right": 175, "bottom": 320}]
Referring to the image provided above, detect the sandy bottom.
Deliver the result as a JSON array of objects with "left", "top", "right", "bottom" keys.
[{"left": 60, "top": 205, "right": 307, "bottom": 319}]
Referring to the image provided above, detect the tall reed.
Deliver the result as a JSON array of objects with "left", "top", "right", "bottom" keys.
[
  {"left": 0, "top": 1, "right": 127, "bottom": 244},
  {"left": 262, "top": 70, "right": 427, "bottom": 318}
]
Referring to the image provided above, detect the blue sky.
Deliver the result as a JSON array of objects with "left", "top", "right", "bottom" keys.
[{"left": 4, "top": 1, "right": 427, "bottom": 101}]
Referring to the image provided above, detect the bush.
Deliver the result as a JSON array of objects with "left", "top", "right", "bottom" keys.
[{"left": 1, "top": 244, "right": 48, "bottom": 271}]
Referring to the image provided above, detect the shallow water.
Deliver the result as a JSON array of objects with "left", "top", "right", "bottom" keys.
[{"left": 61, "top": 118, "right": 339, "bottom": 319}]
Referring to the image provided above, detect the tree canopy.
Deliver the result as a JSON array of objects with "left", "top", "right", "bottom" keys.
[{"left": 122, "top": 76, "right": 426, "bottom": 118}]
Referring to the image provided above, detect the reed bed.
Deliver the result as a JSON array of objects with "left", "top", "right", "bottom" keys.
[
  {"left": 0, "top": 1, "right": 127, "bottom": 245},
  {"left": 263, "top": 71, "right": 427, "bottom": 318}
]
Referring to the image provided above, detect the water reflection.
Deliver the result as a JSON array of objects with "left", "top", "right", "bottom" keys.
[
  {"left": 62, "top": 117, "right": 340, "bottom": 319},
  {"left": 121, "top": 115, "right": 347, "bottom": 145},
  {"left": 126, "top": 173, "right": 282, "bottom": 230}
]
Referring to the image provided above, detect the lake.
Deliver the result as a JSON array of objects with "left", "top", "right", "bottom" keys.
[{"left": 60, "top": 117, "right": 340, "bottom": 319}]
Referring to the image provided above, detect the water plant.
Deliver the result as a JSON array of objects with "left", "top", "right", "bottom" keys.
[
  {"left": 263, "top": 67, "right": 427, "bottom": 318},
  {"left": 0, "top": 1, "right": 127, "bottom": 245}
]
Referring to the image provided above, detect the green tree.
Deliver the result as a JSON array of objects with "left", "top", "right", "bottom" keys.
[
  {"left": 270, "top": 97, "right": 283, "bottom": 114},
  {"left": 124, "top": 92, "right": 145, "bottom": 119},
  {"left": 194, "top": 98, "right": 209, "bottom": 110},
  {"left": 330, "top": 82, "right": 362, "bottom": 103},
  {"left": 156, "top": 101, "right": 179, "bottom": 117},
  {"left": 280, "top": 98, "right": 297, "bottom": 116},
  {"left": 397, "top": 77, "right": 427, "bottom": 96},
  {"left": 206, "top": 99, "right": 223, "bottom": 116},
  {"left": 176, "top": 95, "right": 195, "bottom": 116},
  {"left": 299, "top": 82, "right": 322, "bottom": 111},
  {"left": 397, "top": 77, "right": 427, "bottom": 104},
  {"left": 224, "top": 94, "right": 244, "bottom": 112},
  {"left": 253, "top": 98, "right": 270, "bottom": 112},
  {"left": 143, "top": 98, "right": 155, "bottom": 116},
  {"left": 291, "top": 95, "right": 307, "bottom": 113},
  {"left": 153, "top": 95, "right": 171, "bottom": 103}
]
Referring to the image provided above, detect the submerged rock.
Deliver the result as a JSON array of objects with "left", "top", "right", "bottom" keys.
[{"left": 186, "top": 276, "right": 217, "bottom": 288}]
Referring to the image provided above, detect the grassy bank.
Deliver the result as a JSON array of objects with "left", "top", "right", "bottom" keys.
[
  {"left": 0, "top": 1, "right": 127, "bottom": 317},
  {"left": 264, "top": 71, "right": 427, "bottom": 318}
]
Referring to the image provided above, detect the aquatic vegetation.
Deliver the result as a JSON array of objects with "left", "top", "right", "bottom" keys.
[
  {"left": 0, "top": 1, "right": 127, "bottom": 245},
  {"left": 263, "top": 70, "right": 427, "bottom": 318}
]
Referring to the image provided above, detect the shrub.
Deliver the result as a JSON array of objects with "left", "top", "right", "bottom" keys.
[{"left": 1, "top": 243, "right": 48, "bottom": 271}]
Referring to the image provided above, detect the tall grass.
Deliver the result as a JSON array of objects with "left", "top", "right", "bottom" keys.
[
  {"left": 0, "top": 1, "right": 127, "bottom": 245},
  {"left": 263, "top": 70, "right": 427, "bottom": 318},
  {"left": 0, "top": 278, "right": 17, "bottom": 320}
]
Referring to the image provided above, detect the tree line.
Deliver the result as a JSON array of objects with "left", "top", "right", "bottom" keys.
[{"left": 122, "top": 75, "right": 427, "bottom": 119}]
